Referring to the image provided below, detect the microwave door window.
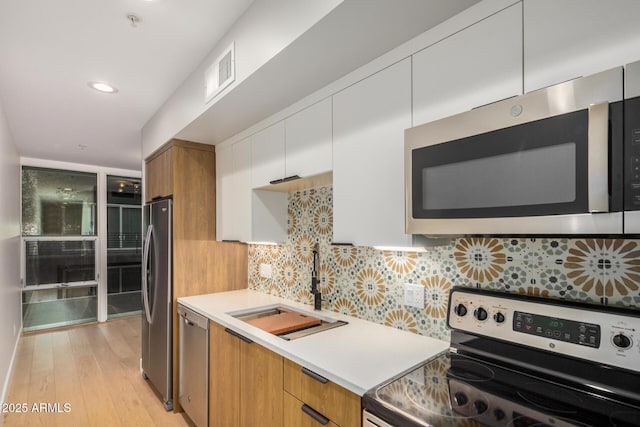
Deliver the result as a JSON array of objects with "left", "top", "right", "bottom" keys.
[
  {"left": 422, "top": 143, "right": 577, "bottom": 211},
  {"left": 412, "top": 109, "right": 589, "bottom": 219}
]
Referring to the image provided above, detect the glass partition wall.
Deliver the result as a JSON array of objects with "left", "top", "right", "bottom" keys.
[
  {"left": 106, "top": 176, "right": 142, "bottom": 319},
  {"left": 21, "top": 167, "right": 142, "bottom": 331},
  {"left": 21, "top": 167, "right": 98, "bottom": 331}
]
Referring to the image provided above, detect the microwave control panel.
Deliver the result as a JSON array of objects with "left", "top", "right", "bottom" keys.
[
  {"left": 625, "top": 96, "right": 640, "bottom": 210},
  {"left": 447, "top": 288, "right": 640, "bottom": 373}
]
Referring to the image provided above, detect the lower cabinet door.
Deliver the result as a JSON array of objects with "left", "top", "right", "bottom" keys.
[
  {"left": 240, "top": 340, "right": 284, "bottom": 427},
  {"left": 284, "top": 392, "right": 339, "bottom": 427},
  {"left": 209, "top": 322, "right": 240, "bottom": 427}
]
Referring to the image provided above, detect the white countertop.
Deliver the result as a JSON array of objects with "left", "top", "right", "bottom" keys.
[{"left": 178, "top": 289, "right": 449, "bottom": 396}]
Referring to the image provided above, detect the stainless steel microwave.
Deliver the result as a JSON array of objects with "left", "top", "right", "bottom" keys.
[{"left": 405, "top": 66, "right": 637, "bottom": 236}]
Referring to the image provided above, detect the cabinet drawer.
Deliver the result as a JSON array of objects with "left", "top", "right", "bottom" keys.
[
  {"left": 283, "top": 359, "right": 361, "bottom": 427},
  {"left": 284, "top": 392, "right": 339, "bottom": 427}
]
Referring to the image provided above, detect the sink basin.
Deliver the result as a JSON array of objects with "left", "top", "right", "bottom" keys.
[{"left": 228, "top": 305, "right": 347, "bottom": 340}]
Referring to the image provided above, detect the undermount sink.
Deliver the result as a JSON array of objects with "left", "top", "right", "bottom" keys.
[{"left": 228, "top": 305, "right": 347, "bottom": 341}]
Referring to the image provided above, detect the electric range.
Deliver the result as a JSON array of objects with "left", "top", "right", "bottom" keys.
[{"left": 363, "top": 286, "right": 640, "bottom": 427}]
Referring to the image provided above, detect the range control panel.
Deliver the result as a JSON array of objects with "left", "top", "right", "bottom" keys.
[
  {"left": 447, "top": 287, "right": 640, "bottom": 373},
  {"left": 513, "top": 311, "right": 601, "bottom": 348}
]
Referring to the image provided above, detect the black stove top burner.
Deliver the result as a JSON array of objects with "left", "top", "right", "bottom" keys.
[
  {"left": 506, "top": 415, "right": 594, "bottom": 427},
  {"left": 610, "top": 410, "right": 640, "bottom": 427},
  {"left": 447, "top": 359, "right": 495, "bottom": 383},
  {"left": 516, "top": 382, "right": 583, "bottom": 414},
  {"left": 364, "top": 352, "right": 640, "bottom": 427}
]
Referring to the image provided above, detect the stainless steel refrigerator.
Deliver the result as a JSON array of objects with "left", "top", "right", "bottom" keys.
[{"left": 141, "top": 198, "right": 173, "bottom": 411}]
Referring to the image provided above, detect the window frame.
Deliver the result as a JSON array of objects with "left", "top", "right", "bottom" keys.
[
  {"left": 21, "top": 235, "right": 99, "bottom": 291},
  {"left": 107, "top": 203, "right": 143, "bottom": 251},
  {"left": 20, "top": 158, "right": 141, "bottom": 324}
]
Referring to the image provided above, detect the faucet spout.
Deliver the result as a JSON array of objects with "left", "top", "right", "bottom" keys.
[{"left": 311, "top": 243, "right": 321, "bottom": 310}]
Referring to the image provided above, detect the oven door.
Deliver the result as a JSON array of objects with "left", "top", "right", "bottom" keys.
[
  {"left": 362, "top": 410, "right": 393, "bottom": 427},
  {"left": 405, "top": 66, "right": 623, "bottom": 236}
]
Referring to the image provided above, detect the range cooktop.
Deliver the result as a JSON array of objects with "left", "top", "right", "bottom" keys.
[{"left": 363, "top": 287, "right": 640, "bottom": 427}]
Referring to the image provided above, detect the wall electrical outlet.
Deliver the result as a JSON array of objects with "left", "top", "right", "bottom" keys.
[
  {"left": 404, "top": 283, "right": 425, "bottom": 309},
  {"left": 259, "top": 263, "right": 272, "bottom": 279}
]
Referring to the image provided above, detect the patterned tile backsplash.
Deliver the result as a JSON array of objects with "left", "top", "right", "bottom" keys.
[{"left": 248, "top": 186, "right": 640, "bottom": 341}]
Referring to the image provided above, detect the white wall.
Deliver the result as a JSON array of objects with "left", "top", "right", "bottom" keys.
[
  {"left": 0, "top": 98, "right": 21, "bottom": 412},
  {"left": 141, "top": 0, "right": 342, "bottom": 159}
]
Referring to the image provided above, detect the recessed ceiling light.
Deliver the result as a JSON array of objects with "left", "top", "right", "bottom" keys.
[
  {"left": 88, "top": 81, "right": 118, "bottom": 93},
  {"left": 127, "top": 14, "right": 140, "bottom": 27}
]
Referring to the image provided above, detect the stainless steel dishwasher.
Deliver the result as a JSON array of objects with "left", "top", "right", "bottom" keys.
[{"left": 178, "top": 304, "right": 209, "bottom": 427}]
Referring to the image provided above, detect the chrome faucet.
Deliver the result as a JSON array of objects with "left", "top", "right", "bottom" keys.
[{"left": 311, "top": 243, "right": 321, "bottom": 310}]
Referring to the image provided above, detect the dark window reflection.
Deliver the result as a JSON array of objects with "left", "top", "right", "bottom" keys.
[
  {"left": 107, "top": 175, "right": 142, "bottom": 318},
  {"left": 22, "top": 167, "right": 97, "bottom": 236},
  {"left": 25, "top": 240, "right": 95, "bottom": 286}
]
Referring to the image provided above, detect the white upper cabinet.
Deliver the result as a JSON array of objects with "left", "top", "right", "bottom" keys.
[
  {"left": 251, "top": 122, "right": 285, "bottom": 188},
  {"left": 215, "top": 144, "right": 234, "bottom": 241},
  {"left": 217, "top": 138, "right": 287, "bottom": 243},
  {"left": 217, "top": 139, "right": 252, "bottom": 241},
  {"left": 284, "top": 97, "right": 332, "bottom": 179},
  {"left": 250, "top": 98, "right": 333, "bottom": 188},
  {"left": 524, "top": 0, "right": 640, "bottom": 92},
  {"left": 333, "top": 58, "right": 412, "bottom": 247},
  {"left": 413, "top": 2, "right": 523, "bottom": 127}
]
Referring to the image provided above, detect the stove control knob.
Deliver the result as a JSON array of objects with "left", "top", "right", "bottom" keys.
[
  {"left": 493, "top": 312, "right": 505, "bottom": 323},
  {"left": 474, "top": 307, "right": 488, "bottom": 321},
  {"left": 454, "top": 304, "right": 468, "bottom": 317},
  {"left": 613, "top": 334, "right": 632, "bottom": 349},
  {"left": 453, "top": 392, "right": 468, "bottom": 407},
  {"left": 474, "top": 400, "right": 488, "bottom": 415}
]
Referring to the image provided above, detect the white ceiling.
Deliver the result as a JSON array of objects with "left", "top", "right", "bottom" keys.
[
  {"left": 0, "top": 0, "right": 254, "bottom": 171},
  {"left": 0, "top": 0, "right": 480, "bottom": 172}
]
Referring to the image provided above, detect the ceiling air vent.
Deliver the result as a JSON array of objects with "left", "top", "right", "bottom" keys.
[{"left": 205, "top": 42, "right": 235, "bottom": 104}]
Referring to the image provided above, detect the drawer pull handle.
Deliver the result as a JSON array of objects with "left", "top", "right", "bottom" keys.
[
  {"left": 224, "top": 327, "right": 253, "bottom": 344},
  {"left": 269, "top": 175, "right": 301, "bottom": 185},
  {"left": 301, "top": 367, "right": 328, "bottom": 384},
  {"left": 301, "top": 404, "right": 329, "bottom": 425}
]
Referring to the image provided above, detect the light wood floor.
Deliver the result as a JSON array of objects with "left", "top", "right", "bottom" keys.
[{"left": 2, "top": 316, "right": 192, "bottom": 427}]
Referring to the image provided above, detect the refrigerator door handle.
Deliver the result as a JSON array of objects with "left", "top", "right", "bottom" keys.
[{"left": 142, "top": 224, "right": 154, "bottom": 324}]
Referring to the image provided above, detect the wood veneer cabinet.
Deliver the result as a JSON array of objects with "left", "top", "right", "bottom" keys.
[
  {"left": 283, "top": 359, "right": 361, "bottom": 427},
  {"left": 145, "top": 145, "right": 173, "bottom": 202},
  {"left": 209, "top": 321, "right": 240, "bottom": 427},
  {"left": 145, "top": 139, "right": 248, "bottom": 411},
  {"left": 284, "top": 392, "right": 340, "bottom": 427},
  {"left": 209, "top": 322, "right": 283, "bottom": 427}
]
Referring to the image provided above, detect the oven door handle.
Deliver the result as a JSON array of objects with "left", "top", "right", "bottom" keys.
[{"left": 588, "top": 102, "right": 609, "bottom": 213}]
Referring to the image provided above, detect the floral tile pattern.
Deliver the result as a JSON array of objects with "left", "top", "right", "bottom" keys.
[{"left": 248, "top": 186, "right": 640, "bottom": 342}]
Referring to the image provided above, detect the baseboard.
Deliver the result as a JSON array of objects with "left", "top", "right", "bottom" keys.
[{"left": 0, "top": 325, "right": 22, "bottom": 427}]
